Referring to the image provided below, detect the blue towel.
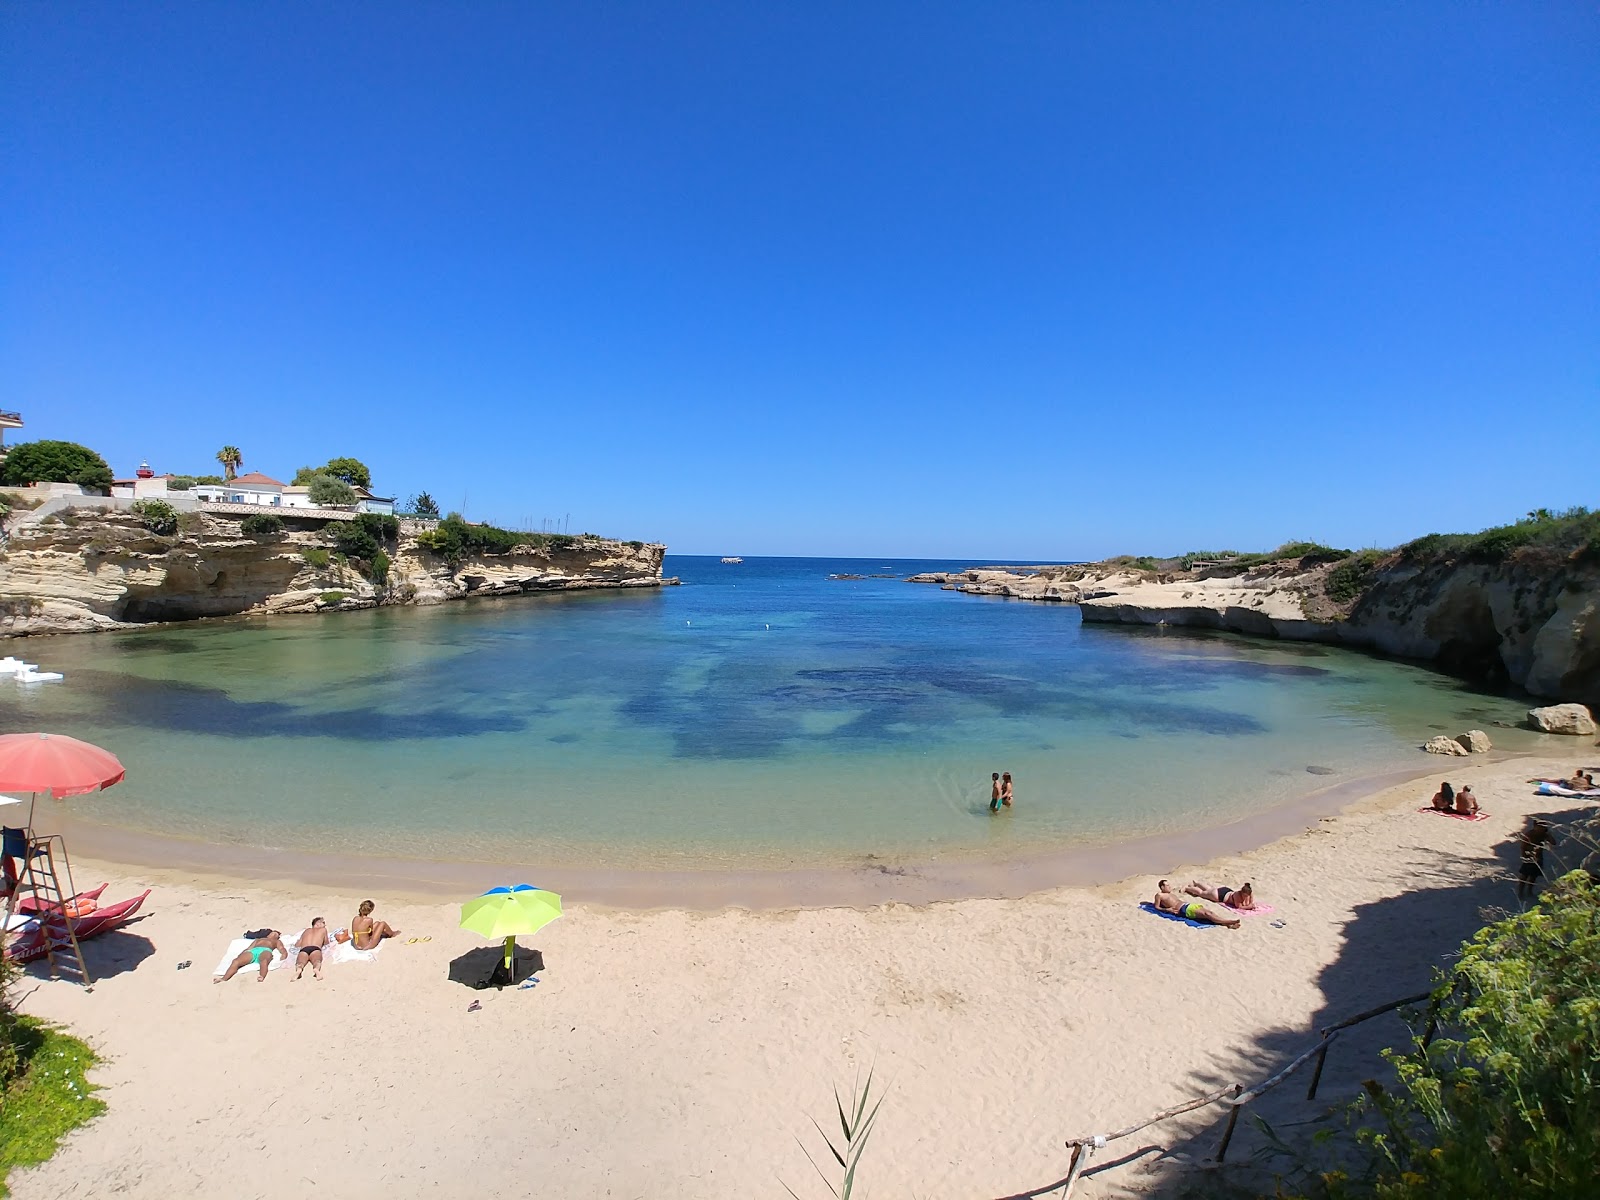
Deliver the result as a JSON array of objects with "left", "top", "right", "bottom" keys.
[{"left": 1139, "top": 901, "right": 1213, "bottom": 929}]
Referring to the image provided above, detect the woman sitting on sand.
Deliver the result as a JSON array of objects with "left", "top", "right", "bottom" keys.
[
  {"left": 351, "top": 899, "right": 401, "bottom": 951},
  {"left": 1183, "top": 880, "right": 1256, "bottom": 910},
  {"left": 1430, "top": 782, "right": 1456, "bottom": 811},
  {"left": 1455, "top": 786, "right": 1480, "bottom": 816}
]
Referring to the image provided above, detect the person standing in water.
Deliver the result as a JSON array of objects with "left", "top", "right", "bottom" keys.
[
  {"left": 1001, "top": 772, "right": 1014, "bottom": 808},
  {"left": 990, "top": 772, "right": 1001, "bottom": 813}
]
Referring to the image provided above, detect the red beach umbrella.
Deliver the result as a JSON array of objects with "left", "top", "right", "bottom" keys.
[{"left": 0, "top": 733, "right": 125, "bottom": 824}]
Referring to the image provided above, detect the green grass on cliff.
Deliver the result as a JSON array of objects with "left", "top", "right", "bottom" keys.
[{"left": 1400, "top": 506, "right": 1599, "bottom": 565}]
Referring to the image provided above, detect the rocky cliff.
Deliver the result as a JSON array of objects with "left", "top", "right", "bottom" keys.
[
  {"left": 0, "top": 505, "right": 667, "bottom": 635},
  {"left": 911, "top": 554, "right": 1600, "bottom": 706}
]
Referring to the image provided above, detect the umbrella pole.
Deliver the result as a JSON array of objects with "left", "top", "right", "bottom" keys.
[{"left": 504, "top": 935, "right": 514, "bottom": 976}]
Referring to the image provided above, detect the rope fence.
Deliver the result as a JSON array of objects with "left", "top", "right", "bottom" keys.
[{"left": 1057, "top": 988, "right": 1438, "bottom": 1199}]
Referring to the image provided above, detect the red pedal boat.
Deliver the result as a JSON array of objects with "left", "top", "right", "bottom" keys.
[{"left": 4, "top": 885, "right": 151, "bottom": 963}]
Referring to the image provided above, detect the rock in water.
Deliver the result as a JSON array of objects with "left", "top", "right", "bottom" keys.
[
  {"left": 1456, "top": 729, "right": 1493, "bottom": 753},
  {"left": 1306, "top": 765, "right": 1336, "bottom": 775},
  {"left": 1527, "top": 704, "right": 1598, "bottom": 736},
  {"left": 1423, "top": 735, "right": 1470, "bottom": 756}
]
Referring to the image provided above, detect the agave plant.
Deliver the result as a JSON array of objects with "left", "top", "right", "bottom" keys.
[{"left": 785, "top": 1070, "right": 885, "bottom": 1199}]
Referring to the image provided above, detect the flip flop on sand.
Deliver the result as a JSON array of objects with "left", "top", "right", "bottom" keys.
[{"left": 467, "top": 1000, "right": 482, "bottom": 1013}]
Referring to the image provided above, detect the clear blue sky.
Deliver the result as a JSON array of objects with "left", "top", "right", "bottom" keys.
[{"left": 3, "top": 4, "right": 1595, "bottom": 559}]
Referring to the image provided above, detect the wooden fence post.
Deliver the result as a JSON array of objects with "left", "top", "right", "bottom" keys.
[
  {"left": 1213, "top": 1085, "right": 1244, "bottom": 1163},
  {"left": 1306, "top": 1039, "right": 1331, "bottom": 1101},
  {"left": 1059, "top": 1144, "right": 1087, "bottom": 1200}
]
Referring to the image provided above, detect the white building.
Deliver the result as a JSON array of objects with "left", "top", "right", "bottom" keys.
[
  {"left": 192, "top": 472, "right": 287, "bottom": 506},
  {"left": 353, "top": 486, "right": 395, "bottom": 516},
  {"left": 111, "top": 462, "right": 173, "bottom": 499}
]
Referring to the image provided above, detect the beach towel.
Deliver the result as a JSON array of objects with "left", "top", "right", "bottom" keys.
[
  {"left": 1232, "top": 904, "right": 1277, "bottom": 917},
  {"left": 1417, "top": 806, "right": 1490, "bottom": 822},
  {"left": 1534, "top": 782, "right": 1600, "bottom": 799},
  {"left": 1139, "top": 901, "right": 1214, "bottom": 929},
  {"left": 212, "top": 932, "right": 381, "bottom": 977},
  {"left": 213, "top": 934, "right": 298, "bottom": 977}
]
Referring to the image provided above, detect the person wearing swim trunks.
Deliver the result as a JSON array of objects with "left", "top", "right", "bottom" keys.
[
  {"left": 215, "top": 930, "right": 287, "bottom": 983},
  {"left": 1455, "top": 786, "right": 1479, "bottom": 817},
  {"left": 1184, "top": 880, "right": 1256, "bottom": 910},
  {"left": 1154, "top": 880, "right": 1240, "bottom": 928},
  {"left": 990, "top": 773, "right": 1001, "bottom": 813},
  {"left": 294, "top": 916, "right": 329, "bottom": 981}
]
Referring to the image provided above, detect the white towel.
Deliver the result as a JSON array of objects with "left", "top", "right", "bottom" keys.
[
  {"left": 213, "top": 935, "right": 298, "bottom": 977},
  {"left": 212, "top": 931, "right": 381, "bottom": 977}
]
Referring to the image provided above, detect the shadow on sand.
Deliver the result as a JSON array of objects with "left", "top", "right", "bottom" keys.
[
  {"left": 997, "top": 801, "right": 1597, "bottom": 1200},
  {"left": 447, "top": 943, "right": 546, "bottom": 989}
]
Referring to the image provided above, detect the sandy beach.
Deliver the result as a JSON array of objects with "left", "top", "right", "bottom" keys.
[{"left": 9, "top": 746, "right": 1598, "bottom": 1200}]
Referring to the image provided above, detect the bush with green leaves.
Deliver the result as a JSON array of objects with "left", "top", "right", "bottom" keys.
[
  {"left": 320, "top": 591, "right": 347, "bottom": 605},
  {"left": 307, "top": 474, "right": 357, "bottom": 506},
  {"left": 294, "top": 457, "right": 371, "bottom": 490},
  {"left": 300, "top": 547, "right": 330, "bottom": 569},
  {"left": 1291, "top": 870, "right": 1600, "bottom": 1200},
  {"left": 0, "top": 440, "right": 114, "bottom": 492},
  {"left": 130, "top": 498, "right": 179, "bottom": 536},
  {"left": 1327, "top": 549, "right": 1385, "bottom": 604},
  {"left": 1400, "top": 506, "right": 1599, "bottom": 566},
  {"left": 165, "top": 474, "right": 224, "bottom": 491},
  {"left": 239, "top": 513, "right": 283, "bottom": 536},
  {"left": 414, "top": 514, "right": 534, "bottom": 561}
]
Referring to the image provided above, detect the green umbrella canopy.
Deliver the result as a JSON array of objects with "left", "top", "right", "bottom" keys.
[{"left": 460, "top": 885, "right": 563, "bottom": 939}]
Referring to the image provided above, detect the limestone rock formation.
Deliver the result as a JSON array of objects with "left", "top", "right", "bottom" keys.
[
  {"left": 1456, "top": 729, "right": 1493, "bottom": 753},
  {"left": 1423, "top": 735, "right": 1470, "bottom": 756},
  {"left": 0, "top": 504, "right": 665, "bottom": 636},
  {"left": 909, "top": 554, "right": 1600, "bottom": 706},
  {"left": 1527, "top": 703, "right": 1598, "bottom": 736}
]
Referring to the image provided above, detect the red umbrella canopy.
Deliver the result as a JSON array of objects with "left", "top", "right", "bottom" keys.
[{"left": 0, "top": 732, "right": 126, "bottom": 799}]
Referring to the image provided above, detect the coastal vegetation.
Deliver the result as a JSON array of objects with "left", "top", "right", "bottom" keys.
[
  {"left": 407, "top": 491, "right": 440, "bottom": 518},
  {"left": 300, "top": 547, "right": 330, "bottom": 569},
  {"left": 129, "top": 498, "right": 179, "bottom": 537},
  {"left": 1257, "top": 868, "right": 1600, "bottom": 1200},
  {"left": 328, "top": 513, "right": 400, "bottom": 584},
  {"left": 164, "top": 474, "right": 223, "bottom": 491},
  {"left": 0, "top": 441, "right": 113, "bottom": 493},
  {"left": 1398, "top": 506, "right": 1600, "bottom": 567},
  {"left": 238, "top": 513, "right": 283, "bottom": 536},
  {"left": 306, "top": 475, "right": 357, "bottom": 506},
  {"left": 293, "top": 457, "right": 371, "bottom": 490},
  {"left": 214, "top": 446, "right": 242, "bottom": 480},
  {"left": 1, "top": 956, "right": 105, "bottom": 1195}
]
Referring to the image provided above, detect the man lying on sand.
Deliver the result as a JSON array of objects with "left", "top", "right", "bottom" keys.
[
  {"left": 1155, "top": 880, "right": 1240, "bottom": 928},
  {"left": 1529, "top": 771, "right": 1595, "bottom": 790},
  {"left": 215, "top": 930, "right": 287, "bottom": 983},
  {"left": 1183, "top": 880, "right": 1256, "bottom": 910},
  {"left": 294, "top": 916, "right": 329, "bottom": 981}
]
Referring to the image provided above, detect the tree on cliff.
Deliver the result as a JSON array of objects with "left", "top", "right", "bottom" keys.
[
  {"left": 307, "top": 474, "right": 357, "bottom": 506},
  {"left": 215, "top": 446, "right": 243, "bottom": 480},
  {"left": 410, "top": 492, "right": 440, "bottom": 518},
  {"left": 294, "top": 458, "right": 371, "bottom": 490},
  {"left": 0, "top": 440, "right": 114, "bottom": 492}
]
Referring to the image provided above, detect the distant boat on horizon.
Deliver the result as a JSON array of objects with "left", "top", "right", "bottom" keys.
[{"left": 720, "top": 556, "right": 743, "bottom": 564}]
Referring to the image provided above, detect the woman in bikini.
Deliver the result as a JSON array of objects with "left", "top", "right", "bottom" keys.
[
  {"left": 1430, "top": 781, "right": 1455, "bottom": 811},
  {"left": 215, "top": 930, "right": 287, "bottom": 983},
  {"left": 351, "top": 899, "right": 401, "bottom": 951},
  {"left": 1000, "top": 772, "right": 1013, "bottom": 809},
  {"left": 1184, "top": 880, "right": 1256, "bottom": 910},
  {"left": 1154, "top": 880, "right": 1240, "bottom": 928}
]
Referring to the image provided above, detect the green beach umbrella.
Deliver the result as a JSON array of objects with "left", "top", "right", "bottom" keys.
[{"left": 460, "top": 884, "right": 563, "bottom": 973}]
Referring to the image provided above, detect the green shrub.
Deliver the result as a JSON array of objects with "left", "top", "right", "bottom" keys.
[
  {"left": 1400, "top": 507, "right": 1599, "bottom": 566},
  {"left": 627, "top": 540, "right": 644, "bottom": 551},
  {"left": 165, "top": 474, "right": 223, "bottom": 491},
  {"left": 238, "top": 513, "right": 283, "bottom": 536},
  {"left": 415, "top": 515, "right": 534, "bottom": 561},
  {"left": 371, "top": 549, "right": 390, "bottom": 586},
  {"left": 0, "top": 1016, "right": 106, "bottom": 1188},
  {"left": 0, "top": 440, "right": 114, "bottom": 491},
  {"left": 1327, "top": 549, "right": 1385, "bottom": 604},
  {"left": 548, "top": 534, "right": 577, "bottom": 552},
  {"left": 295, "top": 457, "right": 371, "bottom": 489},
  {"left": 319, "top": 591, "right": 346, "bottom": 605},
  {"left": 300, "top": 548, "right": 330, "bottom": 569},
  {"left": 1332, "top": 872, "right": 1600, "bottom": 1198},
  {"left": 307, "top": 474, "right": 357, "bottom": 506},
  {"left": 129, "top": 499, "right": 179, "bottom": 536}
]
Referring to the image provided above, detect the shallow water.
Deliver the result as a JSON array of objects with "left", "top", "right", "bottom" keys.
[{"left": 0, "top": 556, "right": 1542, "bottom": 868}]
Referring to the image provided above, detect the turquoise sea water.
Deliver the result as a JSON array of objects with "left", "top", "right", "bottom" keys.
[{"left": 0, "top": 556, "right": 1544, "bottom": 869}]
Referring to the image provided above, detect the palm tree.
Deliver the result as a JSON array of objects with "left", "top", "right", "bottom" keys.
[{"left": 216, "top": 446, "right": 242, "bottom": 481}]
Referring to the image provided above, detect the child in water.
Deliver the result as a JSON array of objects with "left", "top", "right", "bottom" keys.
[{"left": 990, "top": 772, "right": 1001, "bottom": 813}]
